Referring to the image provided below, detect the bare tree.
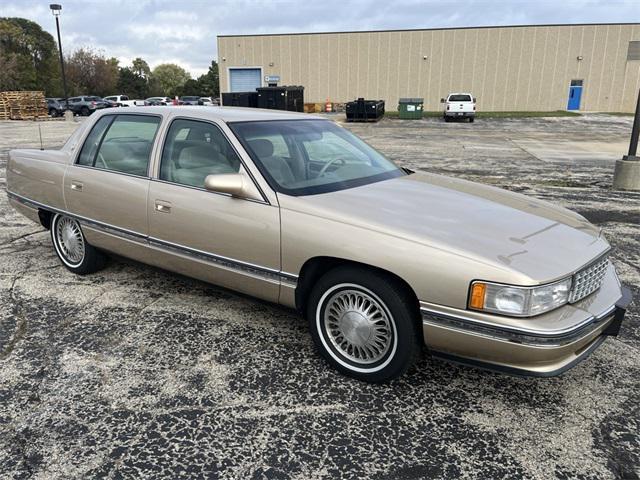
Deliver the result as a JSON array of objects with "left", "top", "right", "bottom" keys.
[{"left": 65, "top": 47, "right": 119, "bottom": 96}]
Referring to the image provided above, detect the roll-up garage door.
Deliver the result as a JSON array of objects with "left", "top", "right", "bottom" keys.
[{"left": 229, "top": 68, "right": 262, "bottom": 92}]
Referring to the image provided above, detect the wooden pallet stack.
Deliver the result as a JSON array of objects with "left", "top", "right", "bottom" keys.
[
  {"left": 0, "top": 91, "right": 48, "bottom": 120},
  {"left": 0, "top": 94, "right": 9, "bottom": 120}
]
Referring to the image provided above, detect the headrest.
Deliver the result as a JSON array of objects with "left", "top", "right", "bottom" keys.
[
  {"left": 187, "top": 127, "right": 210, "bottom": 142},
  {"left": 178, "top": 145, "right": 218, "bottom": 168},
  {"left": 248, "top": 138, "right": 274, "bottom": 158}
]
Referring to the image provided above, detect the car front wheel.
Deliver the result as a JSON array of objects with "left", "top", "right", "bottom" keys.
[
  {"left": 51, "top": 213, "right": 106, "bottom": 274},
  {"left": 307, "top": 266, "right": 421, "bottom": 382}
]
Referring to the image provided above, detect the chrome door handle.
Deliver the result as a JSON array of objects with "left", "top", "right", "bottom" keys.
[
  {"left": 70, "top": 181, "right": 83, "bottom": 191},
  {"left": 155, "top": 200, "right": 172, "bottom": 213}
]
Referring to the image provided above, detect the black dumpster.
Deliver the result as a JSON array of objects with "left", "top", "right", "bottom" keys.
[
  {"left": 345, "top": 98, "right": 385, "bottom": 122},
  {"left": 256, "top": 86, "right": 304, "bottom": 112},
  {"left": 221, "top": 91, "right": 258, "bottom": 108}
]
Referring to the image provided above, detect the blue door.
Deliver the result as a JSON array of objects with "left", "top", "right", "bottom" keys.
[
  {"left": 567, "top": 85, "right": 582, "bottom": 110},
  {"left": 229, "top": 68, "right": 262, "bottom": 92}
]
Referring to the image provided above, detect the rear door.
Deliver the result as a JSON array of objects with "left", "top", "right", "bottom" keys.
[{"left": 64, "top": 113, "right": 162, "bottom": 238}]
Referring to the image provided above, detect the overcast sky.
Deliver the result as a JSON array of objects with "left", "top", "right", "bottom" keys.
[{"left": 1, "top": 0, "right": 638, "bottom": 77}]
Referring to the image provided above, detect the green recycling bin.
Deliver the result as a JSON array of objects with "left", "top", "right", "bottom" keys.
[{"left": 398, "top": 97, "right": 424, "bottom": 119}]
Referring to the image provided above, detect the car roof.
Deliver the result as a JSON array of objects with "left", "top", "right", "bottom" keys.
[{"left": 93, "top": 105, "right": 322, "bottom": 122}]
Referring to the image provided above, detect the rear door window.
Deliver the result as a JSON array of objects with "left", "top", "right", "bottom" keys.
[
  {"left": 76, "top": 115, "right": 161, "bottom": 176},
  {"left": 76, "top": 116, "right": 114, "bottom": 166}
]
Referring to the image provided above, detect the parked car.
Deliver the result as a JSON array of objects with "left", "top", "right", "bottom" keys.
[
  {"left": 180, "top": 96, "right": 203, "bottom": 105},
  {"left": 104, "top": 95, "right": 145, "bottom": 107},
  {"left": 66, "top": 96, "right": 108, "bottom": 116},
  {"left": 101, "top": 98, "right": 119, "bottom": 108},
  {"left": 45, "top": 98, "right": 65, "bottom": 117},
  {"left": 6, "top": 107, "right": 631, "bottom": 382},
  {"left": 441, "top": 93, "right": 476, "bottom": 122},
  {"left": 200, "top": 97, "right": 218, "bottom": 106},
  {"left": 144, "top": 96, "right": 172, "bottom": 106}
]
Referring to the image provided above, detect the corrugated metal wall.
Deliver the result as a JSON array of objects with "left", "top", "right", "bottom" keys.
[{"left": 218, "top": 24, "right": 640, "bottom": 112}]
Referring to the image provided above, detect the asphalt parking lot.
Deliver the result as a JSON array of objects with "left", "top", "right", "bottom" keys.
[{"left": 1, "top": 114, "right": 639, "bottom": 479}]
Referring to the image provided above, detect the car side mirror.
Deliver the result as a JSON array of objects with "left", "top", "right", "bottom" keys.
[
  {"left": 204, "top": 173, "right": 261, "bottom": 200},
  {"left": 473, "top": 97, "right": 477, "bottom": 103},
  {"left": 440, "top": 98, "right": 445, "bottom": 103}
]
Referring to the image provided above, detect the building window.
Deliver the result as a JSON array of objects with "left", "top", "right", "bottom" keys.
[{"left": 628, "top": 41, "right": 640, "bottom": 61}]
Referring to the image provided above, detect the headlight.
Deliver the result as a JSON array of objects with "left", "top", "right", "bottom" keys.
[{"left": 469, "top": 277, "right": 572, "bottom": 317}]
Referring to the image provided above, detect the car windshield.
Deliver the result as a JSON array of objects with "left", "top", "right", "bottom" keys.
[
  {"left": 449, "top": 94, "right": 472, "bottom": 102},
  {"left": 230, "top": 119, "right": 404, "bottom": 196}
]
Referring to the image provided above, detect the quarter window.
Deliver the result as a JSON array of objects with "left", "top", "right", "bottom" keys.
[
  {"left": 76, "top": 114, "right": 160, "bottom": 176},
  {"left": 160, "top": 119, "right": 241, "bottom": 188}
]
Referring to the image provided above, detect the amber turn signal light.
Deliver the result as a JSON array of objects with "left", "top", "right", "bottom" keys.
[{"left": 469, "top": 282, "right": 486, "bottom": 309}]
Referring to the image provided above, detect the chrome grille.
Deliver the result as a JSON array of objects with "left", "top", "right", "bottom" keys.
[{"left": 568, "top": 255, "right": 609, "bottom": 303}]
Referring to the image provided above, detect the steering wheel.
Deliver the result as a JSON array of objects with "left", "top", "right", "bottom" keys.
[{"left": 317, "top": 158, "right": 347, "bottom": 177}]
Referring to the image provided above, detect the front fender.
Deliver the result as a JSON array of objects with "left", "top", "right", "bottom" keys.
[{"left": 280, "top": 207, "right": 530, "bottom": 310}]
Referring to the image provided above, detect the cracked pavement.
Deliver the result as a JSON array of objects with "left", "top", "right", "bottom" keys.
[{"left": 0, "top": 115, "right": 639, "bottom": 479}]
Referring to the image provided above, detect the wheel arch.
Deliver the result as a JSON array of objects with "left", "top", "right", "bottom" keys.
[
  {"left": 38, "top": 208, "right": 53, "bottom": 230},
  {"left": 294, "top": 256, "right": 420, "bottom": 316}
]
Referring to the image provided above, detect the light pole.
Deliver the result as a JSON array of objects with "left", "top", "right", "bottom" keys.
[{"left": 50, "top": 4, "right": 69, "bottom": 114}]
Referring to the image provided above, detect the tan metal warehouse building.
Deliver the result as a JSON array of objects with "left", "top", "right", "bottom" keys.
[{"left": 218, "top": 23, "right": 640, "bottom": 112}]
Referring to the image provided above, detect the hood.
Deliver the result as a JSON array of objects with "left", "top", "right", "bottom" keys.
[{"left": 281, "top": 172, "right": 609, "bottom": 283}]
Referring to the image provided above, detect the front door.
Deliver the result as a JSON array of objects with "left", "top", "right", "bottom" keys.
[
  {"left": 147, "top": 117, "right": 281, "bottom": 302},
  {"left": 567, "top": 80, "right": 583, "bottom": 110}
]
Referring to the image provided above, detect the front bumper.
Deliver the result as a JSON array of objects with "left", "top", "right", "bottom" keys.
[{"left": 422, "top": 286, "right": 632, "bottom": 377}]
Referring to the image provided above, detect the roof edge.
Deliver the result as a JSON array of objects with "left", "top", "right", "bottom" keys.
[{"left": 218, "top": 22, "right": 640, "bottom": 38}]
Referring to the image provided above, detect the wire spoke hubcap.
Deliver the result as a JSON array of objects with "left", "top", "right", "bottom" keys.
[
  {"left": 324, "top": 289, "right": 393, "bottom": 364},
  {"left": 56, "top": 217, "right": 85, "bottom": 264}
]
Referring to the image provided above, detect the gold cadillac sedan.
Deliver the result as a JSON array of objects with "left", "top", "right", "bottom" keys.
[{"left": 7, "top": 107, "right": 631, "bottom": 382}]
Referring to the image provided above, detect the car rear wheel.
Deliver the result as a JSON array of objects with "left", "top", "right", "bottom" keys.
[
  {"left": 80, "top": 106, "right": 90, "bottom": 116},
  {"left": 49, "top": 108, "right": 59, "bottom": 118},
  {"left": 469, "top": 117, "right": 475, "bottom": 123},
  {"left": 51, "top": 213, "right": 106, "bottom": 274},
  {"left": 307, "top": 266, "right": 421, "bottom": 382}
]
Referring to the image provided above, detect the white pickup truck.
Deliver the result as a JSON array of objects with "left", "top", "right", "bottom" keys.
[
  {"left": 104, "top": 95, "right": 145, "bottom": 107},
  {"left": 441, "top": 93, "right": 476, "bottom": 122}
]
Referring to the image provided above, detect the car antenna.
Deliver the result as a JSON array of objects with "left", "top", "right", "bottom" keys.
[{"left": 37, "top": 119, "right": 44, "bottom": 150}]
